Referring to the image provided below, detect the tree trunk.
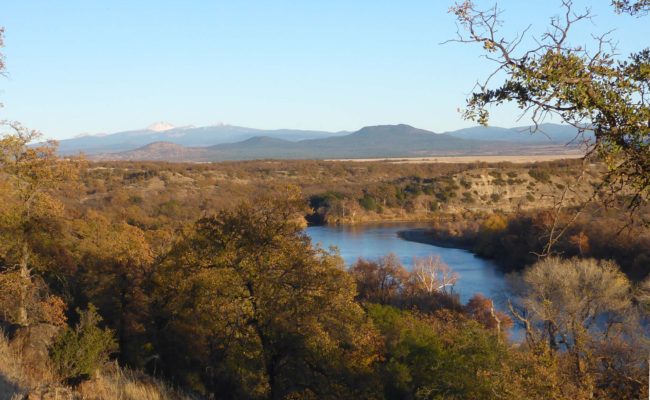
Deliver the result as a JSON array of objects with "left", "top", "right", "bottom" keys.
[
  {"left": 265, "top": 352, "right": 279, "bottom": 400},
  {"left": 489, "top": 300, "right": 501, "bottom": 339},
  {"left": 245, "top": 281, "right": 279, "bottom": 399},
  {"left": 17, "top": 242, "right": 30, "bottom": 326},
  {"left": 572, "top": 323, "right": 585, "bottom": 377}
]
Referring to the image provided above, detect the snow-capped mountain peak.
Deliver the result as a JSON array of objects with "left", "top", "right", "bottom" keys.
[{"left": 147, "top": 122, "right": 175, "bottom": 132}]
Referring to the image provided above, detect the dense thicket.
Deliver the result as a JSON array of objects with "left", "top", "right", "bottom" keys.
[
  {"left": 470, "top": 207, "right": 650, "bottom": 279},
  {"left": 151, "top": 193, "right": 381, "bottom": 398}
]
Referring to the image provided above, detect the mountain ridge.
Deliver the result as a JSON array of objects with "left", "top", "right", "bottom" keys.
[
  {"left": 56, "top": 124, "right": 346, "bottom": 155},
  {"left": 54, "top": 122, "right": 590, "bottom": 156},
  {"left": 88, "top": 123, "right": 586, "bottom": 162}
]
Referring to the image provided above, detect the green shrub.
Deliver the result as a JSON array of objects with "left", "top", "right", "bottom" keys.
[
  {"left": 435, "top": 190, "right": 449, "bottom": 202},
  {"left": 51, "top": 304, "right": 117, "bottom": 381},
  {"left": 489, "top": 171, "right": 506, "bottom": 186},
  {"left": 404, "top": 183, "right": 423, "bottom": 196},
  {"left": 367, "top": 304, "right": 506, "bottom": 399},
  {"left": 158, "top": 199, "right": 182, "bottom": 217},
  {"left": 359, "top": 194, "right": 379, "bottom": 211},
  {"left": 128, "top": 195, "right": 143, "bottom": 205},
  {"left": 528, "top": 168, "right": 551, "bottom": 183},
  {"left": 309, "top": 191, "right": 344, "bottom": 209}
]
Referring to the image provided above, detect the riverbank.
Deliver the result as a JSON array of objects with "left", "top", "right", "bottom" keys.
[
  {"left": 307, "top": 215, "right": 440, "bottom": 227},
  {"left": 305, "top": 223, "right": 509, "bottom": 305},
  {"left": 396, "top": 228, "right": 474, "bottom": 251},
  {"left": 395, "top": 227, "right": 522, "bottom": 275},
  {"left": 309, "top": 218, "right": 484, "bottom": 259}
]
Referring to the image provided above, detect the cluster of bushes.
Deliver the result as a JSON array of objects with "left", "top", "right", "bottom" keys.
[
  {"left": 528, "top": 166, "right": 552, "bottom": 183},
  {"left": 74, "top": 153, "right": 598, "bottom": 233},
  {"left": 307, "top": 176, "right": 466, "bottom": 223},
  {"left": 469, "top": 207, "right": 650, "bottom": 279}
]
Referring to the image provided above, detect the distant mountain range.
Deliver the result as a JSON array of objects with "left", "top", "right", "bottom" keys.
[
  {"left": 54, "top": 122, "right": 590, "bottom": 162},
  {"left": 445, "top": 123, "right": 588, "bottom": 143},
  {"left": 57, "top": 123, "right": 348, "bottom": 155}
]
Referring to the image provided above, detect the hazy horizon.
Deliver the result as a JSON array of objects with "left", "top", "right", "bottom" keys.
[{"left": 62, "top": 119, "right": 574, "bottom": 139}]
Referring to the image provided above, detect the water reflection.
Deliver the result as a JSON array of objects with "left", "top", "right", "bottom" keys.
[{"left": 305, "top": 222, "right": 509, "bottom": 305}]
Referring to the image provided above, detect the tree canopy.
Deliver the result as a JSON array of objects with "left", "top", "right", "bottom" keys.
[
  {"left": 152, "top": 192, "right": 381, "bottom": 398},
  {"left": 450, "top": 0, "right": 650, "bottom": 207}
]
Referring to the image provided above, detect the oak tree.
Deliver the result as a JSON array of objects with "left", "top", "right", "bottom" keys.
[
  {"left": 0, "top": 125, "right": 80, "bottom": 326},
  {"left": 153, "top": 191, "right": 381, "bottom": 398}
]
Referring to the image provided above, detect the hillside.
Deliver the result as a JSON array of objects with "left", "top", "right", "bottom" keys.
[
  {"left": 446, "top": 123, "right": 593, "bottom": 143},
  {"left": 57, "top": 123, "right": 346, "bottom": 155},
  {"left": 55, "top": 122, "right": 586, "bottom": 160},
  {"left": 91, "top": 124, "right": 582, "bottom": 162}
]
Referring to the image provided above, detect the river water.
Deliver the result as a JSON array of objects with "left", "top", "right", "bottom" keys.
[{"left": 305, "top": 222, "right": 510, "bottom": 306}]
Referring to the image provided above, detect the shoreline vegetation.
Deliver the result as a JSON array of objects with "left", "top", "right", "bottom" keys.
[
  {"left": 308, "top": 195, "right": 650, "bottom": 282},
  {"left": 306, "top": 219, "right": 475, "bottom": 251},
  {"left": 396, "top": 228, "right": 474, "bottom": 252}
]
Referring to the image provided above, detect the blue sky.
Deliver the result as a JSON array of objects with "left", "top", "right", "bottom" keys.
[{"left": 1, "top": 1, "right": 648, "bottom": 139}]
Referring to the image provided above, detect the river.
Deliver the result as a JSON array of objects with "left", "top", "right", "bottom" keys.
[{"left": 305, "top": 222, "right": 510, "bottom": 306}]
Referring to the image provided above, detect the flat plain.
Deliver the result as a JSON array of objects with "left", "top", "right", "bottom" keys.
[{"left": 329, "top": 153, "right": 585, "bottom": 164}]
